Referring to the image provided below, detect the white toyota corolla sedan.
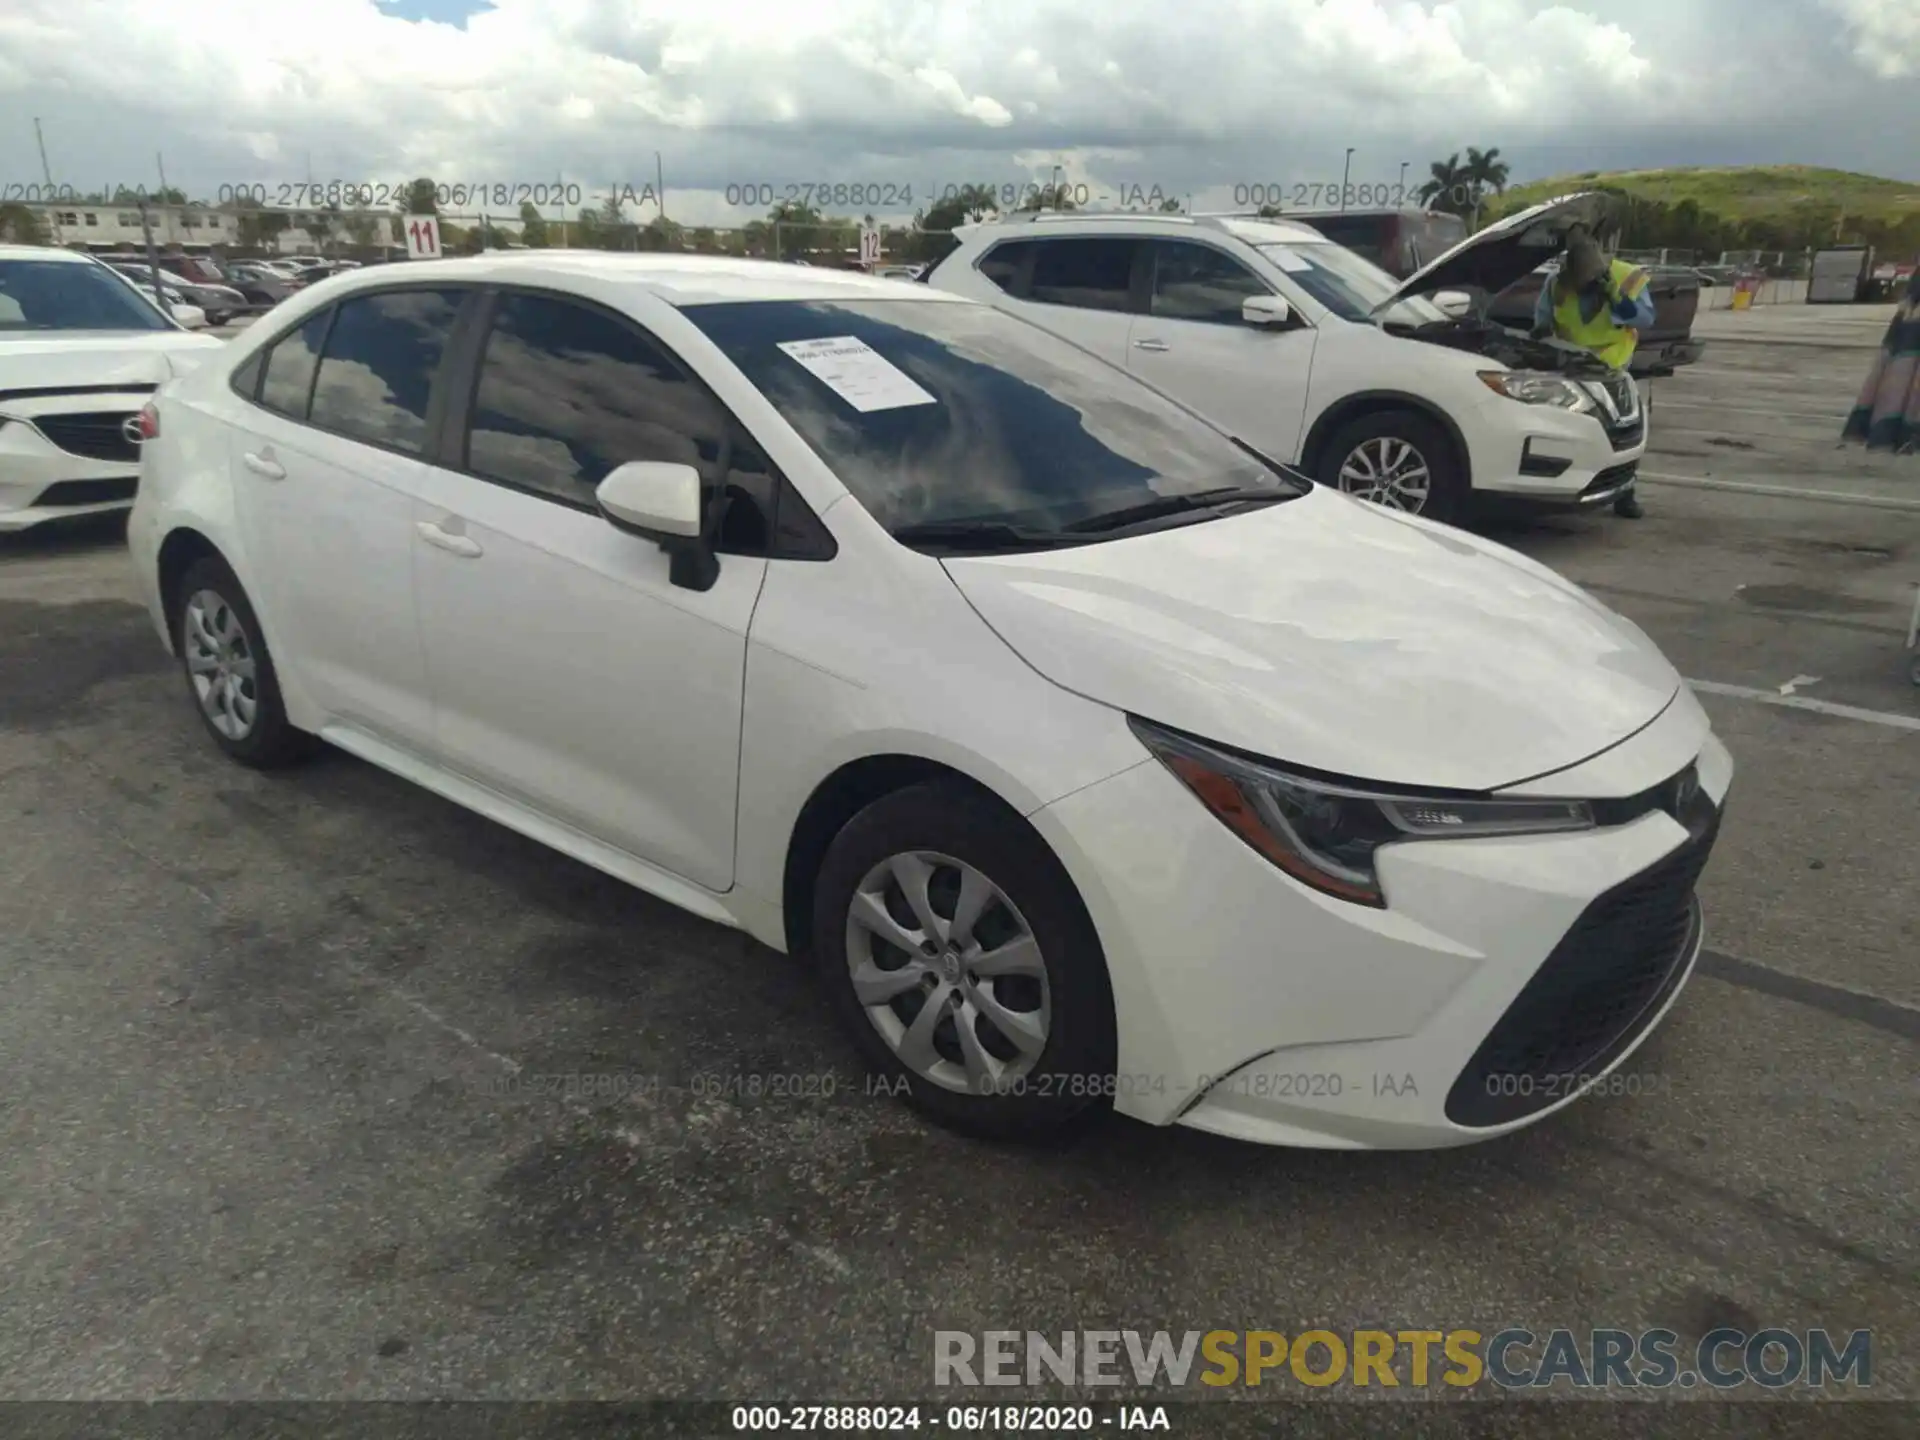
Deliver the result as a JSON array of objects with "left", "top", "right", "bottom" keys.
[{"left": 129, "top": 253, "right": 1730, "bottom": 1150}]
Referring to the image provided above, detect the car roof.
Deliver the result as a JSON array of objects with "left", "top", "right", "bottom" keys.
[
  {"left": 0, "top": 244, "right": 99, "bottom": 264},
  {"left": 321, "top": 251, "right": 972, "bottom": 308},
  {"left": 951, "top": 211, "right": 1332, "bottom": 248}
]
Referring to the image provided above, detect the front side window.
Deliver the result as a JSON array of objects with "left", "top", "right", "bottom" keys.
[
  {"left": 256, "top": 309, "right": 332, "bottom": 416},
  {"left": 683, "top": 298, "right": 1302, "bottom": 541},
  {"left": 1027, "top": 239, "right": 1137, "bottom": 312},
  {"left": 308, "top": 289, "right": 465, "bottom": 454},
  {"left": 1150, "top": 242, "right": 1270, "bottom": 324},
  {"left": 463, "top": 292, "right": 778, "bottom": 552}
]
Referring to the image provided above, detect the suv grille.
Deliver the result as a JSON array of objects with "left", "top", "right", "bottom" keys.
[
  {"left": 34, "top": 411, "right": 140, "bottom": 464},
  {"left": 1446, "top": 790, "right": 1720, "bottom": 1128}
]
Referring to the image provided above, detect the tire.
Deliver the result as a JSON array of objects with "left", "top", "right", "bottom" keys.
[
  {"left": 173, "top": 555, "right": 316, "bottom": 768},
  {"left": 1317, "top": 409, "right": 1466, "bottom": 524},
  {"left": 812, "top": 781, "right": 1116, "bottom": 1142}
]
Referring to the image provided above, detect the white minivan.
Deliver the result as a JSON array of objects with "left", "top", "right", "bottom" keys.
[{"left": 926, "top": 193, "right": 1646, "bottom": 524}]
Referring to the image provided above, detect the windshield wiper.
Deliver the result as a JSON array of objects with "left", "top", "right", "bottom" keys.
[
  {"left": 1229, "top": 436, "right": 1313, "bottom": 486},
  {"left": 1062, "top": 484, "right": 1284, "bottom": 534},
  {"left": 889, "top": 520, "right": 1083, "bottom": 551}
]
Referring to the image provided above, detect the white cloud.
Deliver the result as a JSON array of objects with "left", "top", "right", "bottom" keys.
[
  {"left": 1823, "top": 0, "right": 1920, "bottom": 76},
  {"left": 0, "top": 0, "right": 1911, "bottom": 230}
]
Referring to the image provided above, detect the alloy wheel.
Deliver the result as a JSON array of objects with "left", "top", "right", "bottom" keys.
[
  {"left": 844, "top": 851, "right": 1050, "bottom": 1095},
  {"left": 1337, "top": 436, "right": 1432, "bottom": 513},
  {"left": 183, "top": 588, "right": 260, "bottom": 740}
]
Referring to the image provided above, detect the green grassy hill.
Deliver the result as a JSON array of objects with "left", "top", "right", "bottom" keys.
[
  {"left": 1485, "top": 165, "right": 1920, "bottom": 252},
  {"left": 1497, "top": 165, "right": 1920, "bottom": 222}
]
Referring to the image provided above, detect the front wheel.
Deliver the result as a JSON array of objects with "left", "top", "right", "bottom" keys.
[
  {"left": 812, "top": 782, "right": 1116, "bottom": 1141},
  {"left": 173, "top": 556, "right": 316, "bottom": 768},
  {"left": 1318, "top": 410, "right": 1465, "bottom": 524}
]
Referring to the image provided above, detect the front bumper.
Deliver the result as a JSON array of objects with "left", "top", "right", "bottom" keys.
[
  {"left": 1028, "top": 695, "right": 1732, "bottom": 1149},
  {"left": 1469, "top": 375, "right": 1647, "bottom": 507},
  {"left": 0, "top": 417, "right": 140, "bottom": 531}
]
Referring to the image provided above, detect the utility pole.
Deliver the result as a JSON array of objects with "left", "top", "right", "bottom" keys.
[
  {"left": 34, "top": 117, "right": 63, "bottom": 245},
  {"left": 136, "top": 198, "right": 168, "bottom": 319},
  {"left": 1340, "top": 148, "right": 1356, "bottom": 211},
  {"left": 1398, "top": 160, "right": 1409, "bottom": 201},
  {"left": 156, "top": 152, "right": 175, "bottom": 244},
  {"left": 655, "top": 152, "right": 667, "bottom": 223}
]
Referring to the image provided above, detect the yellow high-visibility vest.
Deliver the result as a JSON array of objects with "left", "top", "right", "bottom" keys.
[{"left": 1552, "top": 259, "right": 1650, "bottom": 370}]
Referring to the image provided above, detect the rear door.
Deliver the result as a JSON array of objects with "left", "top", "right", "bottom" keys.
[
  {"left": 1125, "top": 239, "right": 1316, "bottom": 462},
  {"left": 226, "top": 288, "right": 468, "bottom": 751}
]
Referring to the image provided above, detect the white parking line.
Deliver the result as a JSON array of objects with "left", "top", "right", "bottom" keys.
[{"left": 1687, "top": 679, "right": 1920, "bottom": 731}]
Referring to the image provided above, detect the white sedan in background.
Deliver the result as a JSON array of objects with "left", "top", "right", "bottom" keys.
[{"left": 128, "top": 253, "right": 1730, "bottom": 1149}]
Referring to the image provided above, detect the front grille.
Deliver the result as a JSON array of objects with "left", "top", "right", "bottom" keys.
[
  {"left": 34, "top": 476, "right": 138, "bottom": 508},
  {"left": 34, "top": 411, "right": 140, "bottom": 464},
  {"left": 1446, "top": 794, "right": 1720, "bottom": 1127},
  {"left": 1581, "top": 462, "right": 1638, "bottom": 498}
]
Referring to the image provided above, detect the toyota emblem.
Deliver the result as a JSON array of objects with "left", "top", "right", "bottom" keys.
[{"left": 121, "top": 415, "right": 147, "bottom": 446}]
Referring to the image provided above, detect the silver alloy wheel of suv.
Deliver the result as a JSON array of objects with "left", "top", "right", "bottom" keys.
[{"left": 1337, "top": 435, "right": 1433, "bottom": 513}]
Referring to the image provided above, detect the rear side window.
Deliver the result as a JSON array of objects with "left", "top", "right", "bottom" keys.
[
  {"left": 308, "top": 289, "right": 465, "bottom": 454},
  {"left": 976, "top": 240, "right": 1033, "bottom": 296},
  {"left": 1150, "top": 241, "right": 1270, "bottom": 323},
  {"left": 462, "top": 291, "right": 782, "bottom": 554},
  {"left": 1028, "top": 239, "right": 1137, "bottom": 312},
  {"left": 256, "top": 309, "right": 332, "bottom": 418}
]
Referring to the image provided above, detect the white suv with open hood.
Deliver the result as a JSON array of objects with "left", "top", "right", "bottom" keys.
[
  {"left": 0, "top": 245, "right": 225, "bottom": 532},
  {"left": 925, "top": 193, "right": 1646, "bottom": 525}
]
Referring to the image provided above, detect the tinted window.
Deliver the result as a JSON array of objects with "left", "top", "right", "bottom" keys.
[
  {"left": 683, "top": 299, "right": 1300, "bottom": 538},
  {"left": 1151, "top": 242, "right": 1270, "bottom": 323},
  {"left": 1028, "top": 239, "right": 1135, "bottom": 311},
  {"left": 229, "top": 349, "right": 266, "bottom": 403},
  {"left": 257, "top": 310, "right": 332, "bottom": 418},
  {"left": 977, "top": 240, "right": 1032, "bottom": 295},
  {"left": 309, "top": 289, "right": 464, "bottom": 454},
  {"left": 465, "top": 292, "right": 778, "bottom": 553},
  {"left": 0, "top": 259, "right": 173, "bottom": 334}
]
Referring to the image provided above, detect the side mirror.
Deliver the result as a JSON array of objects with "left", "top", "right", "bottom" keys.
[
  {"left": 1432, "top": 289, "right": 1473, "bottom": 318},
  {"left": 596, "top": 461, "right": 718, "bottom": 592},
  {"left": 1242, "top": 295, "right": 1292, "bottom": 328}
]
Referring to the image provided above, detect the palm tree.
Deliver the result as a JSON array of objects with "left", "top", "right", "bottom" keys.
[
  {"left": 1418, "top": 153, "right": 1470, "bottom": 216},
  {"left": 1464, "top": 146, "right": 1510, "bottom": 229}
]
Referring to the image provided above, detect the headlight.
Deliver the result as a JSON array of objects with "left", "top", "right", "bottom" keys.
[
  {"left": 1130, "top": 718, "right": 1594, "bottom": 908},
  {"left": 1477, "top": 370, "right": 1596, "bottom": 412}
]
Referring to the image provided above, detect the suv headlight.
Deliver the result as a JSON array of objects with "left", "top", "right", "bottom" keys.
[
  {"left": 1477, "top": 370, "right": 1597, "bottom": 412},
  {"left": 1130, "top": 718, "right": 1594, "bottom": 908}
]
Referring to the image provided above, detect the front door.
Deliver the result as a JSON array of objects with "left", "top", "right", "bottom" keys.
[
  {"left": 1125, "top": 239, "right": 1317, "bottom": 462},
  {"left": 412, "top": 290, "right": 770, "bottom": 893}
]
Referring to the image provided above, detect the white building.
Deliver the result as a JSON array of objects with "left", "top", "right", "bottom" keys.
[{"left": 18, "top": 201, "right": 395, "bottom": 255}]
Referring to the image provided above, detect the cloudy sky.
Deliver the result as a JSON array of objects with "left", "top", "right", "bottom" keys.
[{"left": 0, "top": 0, "right": 1914, "bottom": 227}]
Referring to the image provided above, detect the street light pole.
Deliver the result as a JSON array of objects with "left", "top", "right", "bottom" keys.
[
  {"left": 33, "top": 117, "right": 63, "bottom": 246},
  {"left": 656, "top": 151, "right": 667, "bottom": 223},
  {"left": 1398, "top": 160, "right": 1409, "bottom": 202},
  {"left": 1341, "top": 148, "right": 1355, "bottom": 211}
]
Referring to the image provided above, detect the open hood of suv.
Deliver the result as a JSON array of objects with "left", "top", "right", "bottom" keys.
[{"left": 1377, "top": 192, "right": 1618, "bottom": 310}]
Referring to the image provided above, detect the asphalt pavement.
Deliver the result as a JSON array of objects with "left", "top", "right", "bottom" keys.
[{"left": 0, "top": 301, "right": 1914, "bottom": 1433}]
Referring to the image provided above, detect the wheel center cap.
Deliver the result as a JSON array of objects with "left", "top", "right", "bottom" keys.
[{"left": 938, "top": 952, "right": 962, "bottom": 983}]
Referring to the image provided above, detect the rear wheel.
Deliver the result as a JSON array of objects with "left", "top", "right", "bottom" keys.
[
  {"left": 173, "top": 556, "right": 315, "bottom": 768},
  {"left": 1318, "top": 409, "right": 1465, "bottom": 524},
  {"left": 813, "top": 782, "right": 1115, "bottom": 1141}
]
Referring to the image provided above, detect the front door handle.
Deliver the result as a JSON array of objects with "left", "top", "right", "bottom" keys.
[
  {"left": 241, "top": 451, "right": 286, "bottom": 480},
  {"left": 416, "top": 520, "right": 483, "bottom": 558},
  {"left": 1132, "top": 338, "right": 1170, "bottom": 352}
]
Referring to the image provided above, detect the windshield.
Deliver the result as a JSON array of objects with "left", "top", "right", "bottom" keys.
[
  {"left": 683, "top": 298, "right": 1304, "bottom": 539},
  {"left": 1256, "top": 242, "right": 1445, "bottom": 327},
  {"left": 0, "top": 260, "right": 175, "bottom": 334}
]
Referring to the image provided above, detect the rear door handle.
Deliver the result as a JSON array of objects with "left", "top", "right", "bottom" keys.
[
  {"left": 241, "top": 451, "right": 286, "bottom": 480},
  {"left": 1132, "top": 338, "right": 1170, "bottom": 352},
  {"left": 416, "top": 520, "right": 483, "bottom": 558}
]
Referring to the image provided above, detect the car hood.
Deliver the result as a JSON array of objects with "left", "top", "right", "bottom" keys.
[
  {"left": 1379, "top": 192, "right": 1619, "bottom": 309},
  {"left": 943, "top": 488, "right": 1681, "bottom": 791},
  {"left": 0, "top": 331, "right": 225, "bottom": 393}
]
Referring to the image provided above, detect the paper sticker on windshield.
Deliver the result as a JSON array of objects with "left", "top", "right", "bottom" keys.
[
  {"left": 776, "top": 336, "right": 937, "bottom": 413},
  {"left": 1264, "top": 246, "right": 1312, "bottom": 274}
]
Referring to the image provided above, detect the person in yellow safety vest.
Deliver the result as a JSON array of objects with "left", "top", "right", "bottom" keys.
[{"left": 1531, "top": 227, "right": 1657, "bottom": 518}]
